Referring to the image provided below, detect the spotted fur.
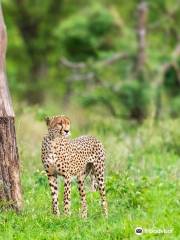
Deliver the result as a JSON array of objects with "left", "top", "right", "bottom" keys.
[{"left": 41, "top": 115, "right": 108, "bottom": 218}]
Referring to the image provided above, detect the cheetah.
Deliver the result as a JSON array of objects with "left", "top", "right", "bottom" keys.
[{"left": 41, "top": 115, "right": 108, "bottom": 218}]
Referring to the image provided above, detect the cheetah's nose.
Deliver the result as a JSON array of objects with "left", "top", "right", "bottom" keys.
[{"left": 64, "top": 130, "right": 69, "bottom": 134}]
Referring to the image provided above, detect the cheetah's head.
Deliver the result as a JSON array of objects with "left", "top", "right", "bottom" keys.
[{"left": 45, "top": 115, "right": 71, "bottom": 137}]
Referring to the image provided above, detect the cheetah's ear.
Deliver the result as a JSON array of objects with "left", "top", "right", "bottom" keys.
[{"left": 45, "top": 117, "right": 50, "bottom": 126}]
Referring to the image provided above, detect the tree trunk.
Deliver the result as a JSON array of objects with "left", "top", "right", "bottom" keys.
[
  {"left": 134, "top": 1, "right": 148, "bottom": 75},
  {"left": 0, "top": 4, "right": 22, "bottom": 211}
]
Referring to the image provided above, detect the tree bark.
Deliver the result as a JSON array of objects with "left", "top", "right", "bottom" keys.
[
  {"left": 134, "top": 1, "right": 148, "bottom": 75},
  {"left": 0, "top": 4, "right": 22, "bottom": 211}
]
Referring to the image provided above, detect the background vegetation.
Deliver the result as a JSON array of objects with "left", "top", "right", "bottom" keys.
[{"left": 0, "top": 0, "right": 180, "bottom": 239}]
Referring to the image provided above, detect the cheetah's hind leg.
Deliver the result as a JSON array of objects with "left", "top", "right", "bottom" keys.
[
  {"left": 85, "top": 163, "right": 98, "bottom": 192},
  {"left": 90, "top": 171, "right": 98, "bottom": 192},
  {"left": 77, "top": 174, "right": 87, "bottom": 218},
  {"left": 63, "top": 176, "right": 72, "bottom": 216},
  {"left": 93, "top": 162, "right": 108, "bottom": 217}
]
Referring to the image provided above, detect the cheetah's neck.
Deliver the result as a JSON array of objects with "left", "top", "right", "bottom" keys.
[{"left": 47, "top": 129, "right": 64, "bottom": 140}]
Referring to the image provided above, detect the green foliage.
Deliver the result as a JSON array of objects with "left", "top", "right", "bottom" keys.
[
  {"left": 80, "top": 87, "right": 116, "bottom": 109},
  {"left": 57, "top": 5, "right": 118, "bottom": 61},
  {"left": 34, "top": 170, "right": 49, "bottom": 188},
  {"left": 59, "top": 16, "right": 97, "bottom": 61},
  {"left": 119, "top": 80, "right": 152, "bottom": 120},
  {"left": 170, "top": 96, "right": 180, "bottom": 117},
  {"left": 161, "top": 63, "right": 180, "bottom": 117},
  {"left": 160, "top": 118, "right": 180, "bottom": 155},
  {"left": 107, "top": 173, "right": 151, "bottom": 210},
  {"left": 88, "top": 8, "right": 114, "bottom": 36},
  {"left": 163, "top": 65, "right": 180, "bottom": 96},
  {"left": 80, "top": 80, "right": 152, "bottom": 121},
  {"left": 2, "top": 0, "right": 180, "bottom": 118}
]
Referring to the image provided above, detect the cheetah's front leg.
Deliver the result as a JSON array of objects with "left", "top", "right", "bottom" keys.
[
  {"left": 47, "top": 174, "right": 60, "bottom": 215},
  {"left": 63, "top": 176, "right": 71, "bottom": 215}
]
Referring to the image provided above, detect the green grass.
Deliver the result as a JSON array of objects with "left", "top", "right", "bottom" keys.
[
  {"left": 0, "top": 172, "right": 179, "bottom": 240},
  {"left": 0, "top": 110, "right": 180, "bottom": 239}
]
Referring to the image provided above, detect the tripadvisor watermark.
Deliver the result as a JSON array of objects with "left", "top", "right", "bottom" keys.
[{"left": 135, "top": 227, "right": 173, "bottom": 235}]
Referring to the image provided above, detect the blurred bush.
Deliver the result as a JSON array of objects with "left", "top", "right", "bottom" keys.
[
  {"left": 57, "top": 5, "right": 119, "bottom": 61},
  {"left": 118, "top": 80, "right": 152, "bottom": 120},
  {"left": 80, "top": 80, "right": 152, "bottom": 121},
  {"left": 160, "top": 62, "right": 180, "bottom": 117}
]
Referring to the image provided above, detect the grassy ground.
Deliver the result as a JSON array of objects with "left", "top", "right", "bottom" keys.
[{"left": 0, "top": 107, "right": 179, "bottom": 239}]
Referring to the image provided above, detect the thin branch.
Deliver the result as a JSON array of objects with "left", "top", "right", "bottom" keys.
[
  {"left": 66, "top": 73, "right": 96, "bottom": 83},
  {"left": 60, "top": 52, "right": 131, "bottom": 70},
  {"left": 97, "top": 52, "right": 130, "bottom": 67},
  {"left": 60, "top": 57, "right": 87, "bottom": 69}
]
